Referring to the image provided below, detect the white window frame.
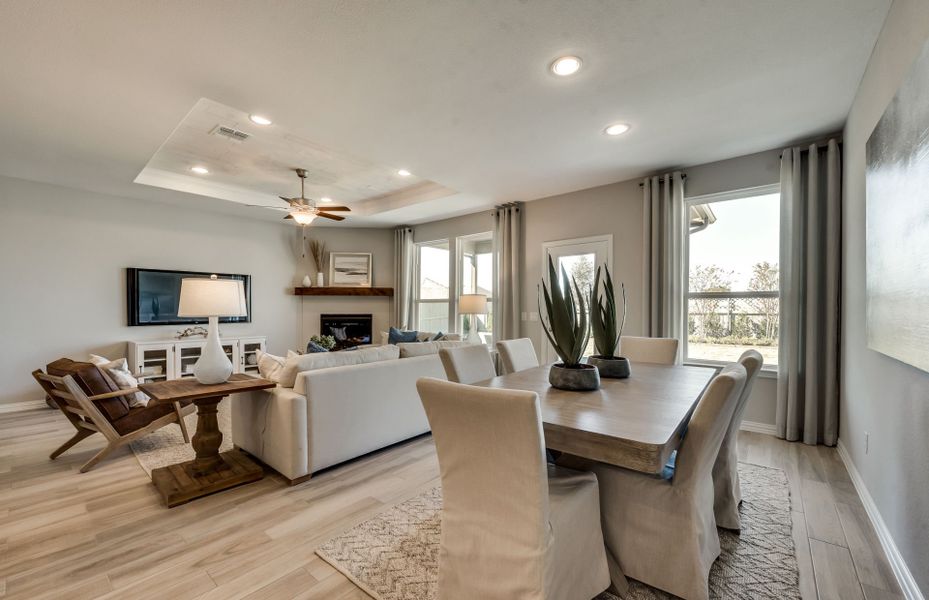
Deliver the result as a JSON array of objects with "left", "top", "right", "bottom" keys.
[
  {"left": 455, "top": 232, "right": 495, "bottom": 342},
  {"left": 683, "top": 183, "right": 780, "bottom": 376},
  {"left": 414, "top": 239, "right": 453, "bottom": 333}
]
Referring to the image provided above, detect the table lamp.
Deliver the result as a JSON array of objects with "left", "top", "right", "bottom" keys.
[
  {"left": 458, "top": 293, "right": 487, "bottom": 345},
  {"left": 177, "top": 275, "right": 248, "bottom": 384}
]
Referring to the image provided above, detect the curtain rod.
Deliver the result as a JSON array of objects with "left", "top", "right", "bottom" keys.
[
  {"left": 779, "top": 139, "right": 843, "bottom": 158},
  {"left": 638, "top": 173, "right": 688, "bottom": 188}
]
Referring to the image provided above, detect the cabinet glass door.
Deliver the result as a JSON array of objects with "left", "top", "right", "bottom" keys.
[
  {"left": 239, "top": 340, "right": 264, "bottom": 375},
  {"left": 177, "top": 342, "right": 235, "bottom": 378},
  {"left": 136, "top": 345, "right": 174, "bottom": 382}
]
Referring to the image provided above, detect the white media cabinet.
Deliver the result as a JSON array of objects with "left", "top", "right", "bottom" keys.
[{"left": 128, "top": 336, "right": 266, "bottom": 383}]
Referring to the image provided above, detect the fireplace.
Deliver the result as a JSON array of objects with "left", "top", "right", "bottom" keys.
[{"left": 320, "top": 314, "right": 373, "bottom": 350}]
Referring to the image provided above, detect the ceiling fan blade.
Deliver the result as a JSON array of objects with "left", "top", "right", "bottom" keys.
[
  {"left": 318, "top": 205, "right": 351, "bottom": 211},
  {"left": 246, "top": 204, "right": 290, "bottom": 211},
  {"left": 279, "top": 196, "right": 300, "bottom": 206},
  {"left": 283, "top": 214, "right": 294, "bottom": 220},
  {"left": 315, "top": 212, "right": 346, "bottom": 221}
]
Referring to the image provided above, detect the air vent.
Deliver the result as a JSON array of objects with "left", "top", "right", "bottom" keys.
[{"left": 210, "top": 125, "right": 251, "bottom": 142}]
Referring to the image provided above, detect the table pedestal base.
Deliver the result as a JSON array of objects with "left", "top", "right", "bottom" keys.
[{"left": 152, "top": 449, "right": 263, "bottom": 507}]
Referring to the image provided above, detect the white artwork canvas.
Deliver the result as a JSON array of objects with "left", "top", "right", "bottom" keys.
[
  {"left": 329, "top": 252, "right": 373, "bottom": 287},
  {"left": 866, "top": 37, "right": 929, "bottom": 373}
]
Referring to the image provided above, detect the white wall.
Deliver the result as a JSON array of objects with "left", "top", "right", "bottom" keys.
[
  {"left": 842, "top": 0, "right": 929, "bottom": 593},
  {"left": 0, "top": 175, "right": 391, "bottom": 406}
]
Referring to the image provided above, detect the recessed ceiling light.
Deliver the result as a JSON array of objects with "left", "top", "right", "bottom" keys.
[
  {"left": 249, "top": 114, "right": 272, "bottom": 126},
  {"left": 190, "top": 166, "right": 209, "bottom": 174},
  {"left": 603, "top": 123, "right": 631, "bottom": 136},
  {"left": 550, "top": 56, "right": 582, "bottom": 76},
  {"left": 397, "top": 169, "right": 411, "bottom": 177},
  {"left": 320, "top": 197, "right": 333, "bottom": 203}
]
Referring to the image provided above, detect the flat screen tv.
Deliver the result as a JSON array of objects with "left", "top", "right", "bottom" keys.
[{"left": 127, "top": 268, "right": 252, "bottom": 326}]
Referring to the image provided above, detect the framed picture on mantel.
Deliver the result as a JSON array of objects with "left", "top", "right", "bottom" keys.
[{"left": 329, "top": 252, "right": 373, "bottom": 287}]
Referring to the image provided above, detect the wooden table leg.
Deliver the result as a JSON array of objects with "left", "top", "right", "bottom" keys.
[
  {"left": 151, "top": 394, "right": 264, "bottom": 507},
  {"left": 190, "top": 396, "right": 224, "bottom": 475}
]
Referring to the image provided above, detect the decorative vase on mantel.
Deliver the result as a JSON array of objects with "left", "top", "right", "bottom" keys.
[
  {"left": 301, "top": 275, "right": 312, "bottom": 287},
  {"left": 316, "top": 272, "right": 324, "bottom": 287}
]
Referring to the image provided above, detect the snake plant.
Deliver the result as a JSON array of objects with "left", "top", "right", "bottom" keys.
[
  {"left": 590, "top": 265, "right": 626, "bottom": 358},
  {"left": 539, "top": 256, "right": 590, "bottom": 368}
]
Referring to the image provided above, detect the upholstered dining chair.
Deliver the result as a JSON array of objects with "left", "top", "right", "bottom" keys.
[
  {"left": 713, "top": 349, "right": 764, "bottom": 530},
  {"left": 618, "top": 335, "right": 679, "bottom": 365},
  {"left": 416, "top": 377, "right": 611, "bottom": 600},
  {"left": 562, "top": 363, "right": 746, "bottom": 600},
  {"left": 438, "top": 344, "right": 496, "bottom": 384},
  {"left": 495, "top": 337, "right": 539, "bottom": 374}
]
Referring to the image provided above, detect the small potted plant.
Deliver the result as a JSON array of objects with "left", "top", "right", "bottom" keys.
[
  {"left": 587, "top": 265, "right": 630, "bottom": 378},
  {"left": 540, "top": 257, "right": 600, "bottom": 391}
]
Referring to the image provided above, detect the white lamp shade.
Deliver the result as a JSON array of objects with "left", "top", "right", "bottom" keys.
[
  {"left": 458, "top": 293, "right": 487, "bottom": 314},
  {"left": 177, "top": 277, "right": 247, "bottom": 317}
]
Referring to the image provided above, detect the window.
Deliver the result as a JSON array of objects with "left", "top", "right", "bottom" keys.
[
  {"left": 685, "top": 186, "right": 780, "bottom": 368},
  {"left": 458, "top": 233, "right": 494, "bottom": 343},
  {"left": 416, "top": 240, "right": 450, "bottom": 332}
]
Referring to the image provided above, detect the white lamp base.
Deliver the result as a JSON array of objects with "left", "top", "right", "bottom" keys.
[
  {"left": 466, "top": 323, "right": 482, "bottom": 345},
  {"left": 193, "top": 316, "right": 233, "bottom": 384}
]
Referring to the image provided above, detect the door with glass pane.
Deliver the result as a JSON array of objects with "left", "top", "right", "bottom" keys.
[{"left": 540, "top": 235, "right": 612, "bottom": 362}]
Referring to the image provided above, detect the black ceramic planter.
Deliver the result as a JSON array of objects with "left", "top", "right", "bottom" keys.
[
  {"left": 549, "top": 363, "right": 601, "bottom": 391},
  {"left": 587, "top": 355, "right": 631, "bottom": 379}
]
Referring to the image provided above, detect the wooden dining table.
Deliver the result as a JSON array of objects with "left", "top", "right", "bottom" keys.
[{"left": 475, "top": 362, "right": 717, "bottom": 474}]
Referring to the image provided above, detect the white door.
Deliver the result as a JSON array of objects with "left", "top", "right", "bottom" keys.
[{"left": 540, "top": 235, "right": 613, "bottom": 362}]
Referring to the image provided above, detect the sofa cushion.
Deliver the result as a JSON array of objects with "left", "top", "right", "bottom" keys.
[
  {"left": 379, "top": 331, "right": 463, "bottom": 345},
  {"left": 279, "top": 344, "right": 400, "bottom": 388},
  {"left": 397, "top": 340, "right": 473, "bottom": 358},
  {"left": 46, "top": 358, "right": 131, "bottom": 422}
]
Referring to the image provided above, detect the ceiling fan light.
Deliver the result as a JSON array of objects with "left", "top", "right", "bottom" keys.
[{"left": 291, "top": 212, "right": 317, "bottom": 225}]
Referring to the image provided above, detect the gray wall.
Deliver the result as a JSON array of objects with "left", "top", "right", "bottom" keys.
[
  {"left": 0, "top": 174, "right": 392, "bottom": 406},
  {"left": 421, "top": 148, "right": 783, "bottom": 426},
  {"left": 842, "top": 0, "right": 929, "bottom": 592}
]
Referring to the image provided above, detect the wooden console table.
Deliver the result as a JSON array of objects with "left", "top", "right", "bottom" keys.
[{"left": 139, "top": 374, "right": 276, "bottom": 507}]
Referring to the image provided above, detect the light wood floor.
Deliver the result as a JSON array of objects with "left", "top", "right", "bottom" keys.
[{"left": 0, "top": 408, "right": 904, "bottom": 600}]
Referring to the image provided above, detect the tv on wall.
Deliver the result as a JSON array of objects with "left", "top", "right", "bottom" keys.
[{"left": 127, "top": 268, "right": 252, "bottom": 326}]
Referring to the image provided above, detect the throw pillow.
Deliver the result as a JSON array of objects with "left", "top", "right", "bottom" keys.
[
  {"left": 256, "top": 350, "right": 299, "bottom": 383},
  {"left": 388, "top": 327, "right": 419, "bottom": 344},
  {"left": 397, "top": 340, "right": 471, "bottom": 358},
  {"left": 431, "top": 331, "right": 445, "bottom": 341},
  {"left": 88, "top": 354, "right": 148, "bottom": 407}
]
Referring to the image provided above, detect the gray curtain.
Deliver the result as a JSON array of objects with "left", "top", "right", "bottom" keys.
[
  {"left": 393, "top": 226, "right": 415, "bottom": 329},
  {"left": 643, "top": 172, "right": 686, "bottom": 363},
  {"left": 493, "top": 203, "right": 522, "bottom": 341},
  {"left": 777, "top": 140, "right": 841, "bottom": 446}
]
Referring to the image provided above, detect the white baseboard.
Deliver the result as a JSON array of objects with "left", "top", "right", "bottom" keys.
[
  {"left": 837, "top": 439, "right": 925, "bottom": 600},
  {"left": 740, "top": 420, "right": 778, "bottom": 436},
  {"left": 0, "top": 399, "right": 49, "bottom": 414}
]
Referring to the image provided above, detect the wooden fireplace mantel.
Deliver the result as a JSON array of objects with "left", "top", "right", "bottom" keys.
[{"left": 294, "top": 287, "right": 394, "bottom": 297}]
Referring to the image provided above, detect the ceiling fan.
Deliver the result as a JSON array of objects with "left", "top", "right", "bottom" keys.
[{"left": 274, "top": 168, "right": 351, "bottom": 225}]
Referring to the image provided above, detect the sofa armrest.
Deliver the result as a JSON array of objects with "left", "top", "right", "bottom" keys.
[{"left": 231, "top": 387, "right": 309, "bottom": 480}]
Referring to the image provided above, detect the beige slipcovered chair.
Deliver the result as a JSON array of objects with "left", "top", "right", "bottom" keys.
[
  {"left": 713, "top": 349, "right": 764, "bottom": 530},
  {"left": 417, "top": 378, "right": 611, "bottom": 600},
  {"left": 619, "top": 335, "right": 679, "bottom": 365},
  {"left": 496, "top": 337, "right": 539, "bottom": 374},
  {"left": 438, "top": 344, "right": 496, "bottom": 384},
  {"left": 563, "top": 363, "right": 746, "bottom": 600}
]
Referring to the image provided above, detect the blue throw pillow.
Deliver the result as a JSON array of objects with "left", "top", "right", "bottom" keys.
[
  {"left": 306, "top": 341, "right": 329, "bottom": 353},
  {"left": 388, "top": 327, "right": 418, "bottom": 344},
  {"left": 430, "top": 331, "right": 445, "bottom": 341}
]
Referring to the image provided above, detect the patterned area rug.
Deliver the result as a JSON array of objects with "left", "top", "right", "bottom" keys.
[
  {"left": 129, "top": 401, "right": 233, "bottom": 476},
  {"left": 316, "top": 463, "right": 799, "bottom": 600}
]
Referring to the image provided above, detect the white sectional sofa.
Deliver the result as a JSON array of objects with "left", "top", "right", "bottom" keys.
[{"left": 231, "top": 342, "right": 463, "bottom": 484}]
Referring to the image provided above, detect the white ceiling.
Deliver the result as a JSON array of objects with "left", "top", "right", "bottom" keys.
[{"left": 0, "top": 0, "right": 890, "bottom": 227}]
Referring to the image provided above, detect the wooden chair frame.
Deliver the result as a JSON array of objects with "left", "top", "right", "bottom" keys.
[{"left": 32, "top": 369, "right": 195, "bottom": 473}]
